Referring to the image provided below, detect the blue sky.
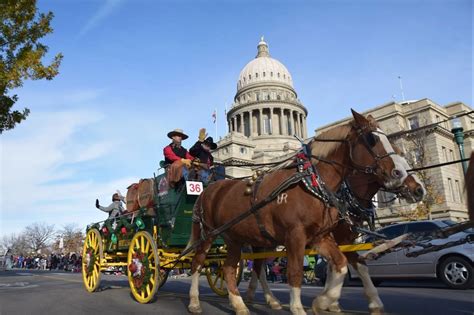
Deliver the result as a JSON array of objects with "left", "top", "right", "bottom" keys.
[{"left": 1, "top": 0, "right": 472, "bottom": 237}]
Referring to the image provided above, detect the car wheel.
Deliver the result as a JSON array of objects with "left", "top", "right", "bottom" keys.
[{"left": 438, "top": 256, "right": 473, "bottom": 290}]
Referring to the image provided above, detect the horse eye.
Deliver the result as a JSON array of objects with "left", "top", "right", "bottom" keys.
[{"left": 366, "top": 133, "right": 377, "bottom": 147}]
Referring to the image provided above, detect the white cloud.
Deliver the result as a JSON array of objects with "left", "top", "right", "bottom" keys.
[
  {"left": 0, "top": 109, "right": 141, "bottom": 237},
  {"left": 79, "top": 0, "right": 124, "bottom": 36}
]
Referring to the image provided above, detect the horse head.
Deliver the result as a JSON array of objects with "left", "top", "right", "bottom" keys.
[{"left": 333, "top": 109, "right": 408, "bottom": 190}]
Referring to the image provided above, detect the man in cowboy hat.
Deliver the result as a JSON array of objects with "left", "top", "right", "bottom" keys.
[
  {"left": 189, "top": 128, "right": 218, "bottom": 184},
  {"left": 96, "top": 192, "right": 125, "bottom": 219},
  {"left": 163, "top": 128, "right": 194, "bottom": 186}
]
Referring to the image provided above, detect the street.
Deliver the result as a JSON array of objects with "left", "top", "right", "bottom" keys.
[{"left": 0, "top": 270, "right": 472, "bottom": 315}]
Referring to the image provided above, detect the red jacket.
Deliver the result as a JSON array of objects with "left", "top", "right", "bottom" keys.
[{"left": 163, "top": 144, "right": 193, "bottom": 165}]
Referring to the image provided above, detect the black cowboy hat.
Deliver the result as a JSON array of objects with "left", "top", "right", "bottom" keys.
[
  {"left": 167, "top": 128, "right": 189, "bottom": 140},
  {"left": 203, "top": 136, "right": 217, "bottom": 150}
]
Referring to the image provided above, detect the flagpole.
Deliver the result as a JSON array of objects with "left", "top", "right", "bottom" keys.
[{"left": 215, "top": 108, "right": 218, "bottom": 140}]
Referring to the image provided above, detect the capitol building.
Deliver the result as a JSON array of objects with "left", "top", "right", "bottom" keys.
[{"left": 214, "top": 38, "right": 308, "bottom": 177}]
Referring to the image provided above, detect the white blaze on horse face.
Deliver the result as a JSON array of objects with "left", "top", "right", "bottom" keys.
[
  {"left": 398, "top": 155, "right": 426, "bottom": 196},
  {"left": 277, "top": 193, "right": 288, "bottom": 204},
  {"left": 376, "top": 128, "right": 407, "bottom": 188}
]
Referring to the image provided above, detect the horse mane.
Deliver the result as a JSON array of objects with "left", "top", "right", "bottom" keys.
[{"left": 311, "top": 123, "right": 352, "bottom": 159}]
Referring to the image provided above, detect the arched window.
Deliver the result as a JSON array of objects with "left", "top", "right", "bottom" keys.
[{"left": 249, "top": 74, "right": 251, "bottom": 80}]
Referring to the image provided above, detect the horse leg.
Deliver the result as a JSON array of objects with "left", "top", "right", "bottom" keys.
[
  {"left": 224, "top": 243, "right": 250, "bottom": 315},
  {"left": 188, "top": 239, "right": 213, "bottom": 314},
  {"left": 286, "top": 229, "right": 307, "bottom": 315},
  {"left": 312, "top": 237, "right": 348, "bottom": 314},
  {"left": 247, "top": 258, "right": 282, "bottom": 309},
  {"left": 347, "top": 252, "right": 384, "bottom": 314},
  {"left": 245, "top": 260, "right": 259, "bottom": 303},
  {"left": 321, "top": 261, "right": 343, "bottom": 313}
]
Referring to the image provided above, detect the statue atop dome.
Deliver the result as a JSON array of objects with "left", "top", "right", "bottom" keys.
[{"left": 256, "top": 36, "right": 270, "bottom": 58}]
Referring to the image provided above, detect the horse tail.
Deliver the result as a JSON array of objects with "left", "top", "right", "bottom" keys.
[
  {"left": 466, "top": 152, "right": 474, "bottom": 221},
  {"left": 184, "top": 194, "right": 203, "bottom": 252}
]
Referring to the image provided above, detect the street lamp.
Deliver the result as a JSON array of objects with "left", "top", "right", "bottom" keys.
[{"left": 451, "top": 117, "right": 468, "bottom": 174}]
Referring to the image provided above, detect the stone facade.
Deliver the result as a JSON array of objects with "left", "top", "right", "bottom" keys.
[
  {"left": 214, "top": 38, "right": 308, "bottom": 177},
  {"left": 315, "top": 99, "right": 473, "bottom": 224}
]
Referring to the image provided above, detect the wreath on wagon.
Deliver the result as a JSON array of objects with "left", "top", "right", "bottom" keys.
[
  {"left": 84, "top": 246, "right": 97, "bottom": 277},
  {"left": 128, "top": 249, "right": 152, "bottom": 292}
]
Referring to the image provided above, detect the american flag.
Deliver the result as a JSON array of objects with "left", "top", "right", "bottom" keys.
[{"left": 212, "top": 110, "right": 216, "bottom": 124}]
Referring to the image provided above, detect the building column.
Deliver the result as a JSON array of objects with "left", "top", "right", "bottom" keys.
[
  {"left": 259, "top": 108, "right": 263, "bottom": 135},
  {"left": 303, "top": 116, "right": 308, "bottom": 138},
  {"left": 232, "top": 116, "right": 236, "bottom": 132},
  {"left": 290, "top": 110, "right": 295, "bottom": 136},
  {"left": 239, "top": 113, "right": 244, "bottom": 134},
  {"left": 248, "top": 111, "right": 253, "bottom": 137}
]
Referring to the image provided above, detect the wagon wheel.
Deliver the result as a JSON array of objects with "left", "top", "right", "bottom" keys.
[
  {"left": 82, "top": 228, "right": 103, "bottom": 292},
  {"left": 127, "top": 231, "right": 159, "bottom": 303},
  {"left": 206, "top": 259, "right": 244, "bottom": 296},
  {"left": 158, "top": 268, "right": 169, "bottom": 289}
]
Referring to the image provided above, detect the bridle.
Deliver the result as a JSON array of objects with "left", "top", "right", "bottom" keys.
[{"left": 311, "top": 126, "right": 397, "bottom": 177}]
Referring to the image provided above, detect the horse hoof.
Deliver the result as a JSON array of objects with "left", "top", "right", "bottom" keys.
[
  {"left": 269, "top": 301, "right": 283, "bottom": 310},
  {"left": 290, "top": 307, "right": 307, "bottom": 315},
  {"left": 328, "top": 304, "right": 342, "bottom": 312},
  {"left": 370, "top": 307, "right": 385, "bottom": 315},
  {"left": 236, "top": 308, "right": 250, "bottom": 315},
  {"left": 188, "top": 304, "right": 202, "bottom": 314}
]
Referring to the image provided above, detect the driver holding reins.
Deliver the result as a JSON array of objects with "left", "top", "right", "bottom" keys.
[{"left": 163, "top": 128, "right": 194, "bottom": 187}]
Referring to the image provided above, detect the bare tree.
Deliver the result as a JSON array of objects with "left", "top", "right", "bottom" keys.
[
  {"left": 24, "top": 222, "right": 56, "bottom": 253},
  {"left": 1, "top": 233, "right": 29, "bottom": 255},
  {"left": 52, "top": 224, "right": 84, "bottom": 254},
  {"left": 390, "top": 127, "right": 444, "bottom": 220}
]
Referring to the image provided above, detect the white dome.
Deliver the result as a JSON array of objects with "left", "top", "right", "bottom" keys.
[{"left": 237, "top": 38, "right": 293, "bottom": 91}]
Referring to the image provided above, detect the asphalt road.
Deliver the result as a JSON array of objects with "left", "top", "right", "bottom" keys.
[{"left": 0, "top": 270, "right": 472, "bottom": 315}]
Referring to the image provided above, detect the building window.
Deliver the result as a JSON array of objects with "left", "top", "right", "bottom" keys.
[
  {"left": 448, "top": 178, "right": 455, "bottom": 202},
  {"left": 442, "top": 146, "right": 447, "bottom": 162},
  {"left": 240, "top": 147, "right": 247, "bottom": 154},
  {"left": 267, "top": 95, "right": 271, "bottom": 100},
  {"left": 435, "top": 115, "right": 440, "bottom": 123},
  {"left": 256, "top": 93, "right": 260, "bottom": 101},
  {"left": 263, "top": 72, "right": 266, "bottom": 77},
  {"left": 271, "top": 72, "right": 273, "bottom": 77},
  {"left": 455, "top": 180, "right": 463, "bottom": 202},
  {"left": 277, "top": 72, "right": 280, "bottom": 78},
  {"left": 450, "top": 149, "right": 455, "bottom": 161},
  {"left": 277, "top": 95, "right": 281, "bottom": 100},
  {"left": 249, "top": 74, "right": 251, "bottom": 80},
  {"left": 255, "top": 73, "right": 258, "bottom": 78},
  {"left": 408, "top": 116, "right": 419, "bottom": 129},
  {"left": 243, "top": 77, "right": 246, "bottom": 82}
]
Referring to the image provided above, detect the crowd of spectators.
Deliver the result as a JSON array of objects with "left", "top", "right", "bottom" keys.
[{"left": 8, "top": 253, "right": 82, "bottom": 272}]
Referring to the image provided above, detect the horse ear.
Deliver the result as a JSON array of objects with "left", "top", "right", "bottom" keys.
[{"left": 351, "top": 108, "right": 368, "bottom": 127}]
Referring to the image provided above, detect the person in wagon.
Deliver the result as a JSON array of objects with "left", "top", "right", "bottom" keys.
[
  {"left": 95, "top": 192, "right": 125, "bottom": 219},
  {"left": 189, "top": 128, "right": 218, "bottom": 184},
  {"left": 163, "top": 128, "right": 194, "bottom": 186}
]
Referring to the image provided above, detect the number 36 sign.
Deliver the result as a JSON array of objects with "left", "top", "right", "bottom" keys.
[{"left": 186, "top": 181, "right": 203, "bottom": 195}]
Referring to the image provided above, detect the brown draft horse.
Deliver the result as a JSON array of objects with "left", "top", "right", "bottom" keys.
[
  {"left": 245, "top": 147, "right": 426, "bottom": 314},
  {"left": 467, "top": 152, "right": 474, "bottom": 221},
  {"left": 187, "top": 110, "right": 409, "bottom": 315}
]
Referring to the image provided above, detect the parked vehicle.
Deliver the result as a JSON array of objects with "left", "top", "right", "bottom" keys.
[{"left": 352, "top": 220, "right": 473, "bottom": 289}]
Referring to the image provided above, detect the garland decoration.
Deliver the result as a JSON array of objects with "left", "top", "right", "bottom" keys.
[{"left": 128, "top": 249, "right": 152, "bottom": 292}]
